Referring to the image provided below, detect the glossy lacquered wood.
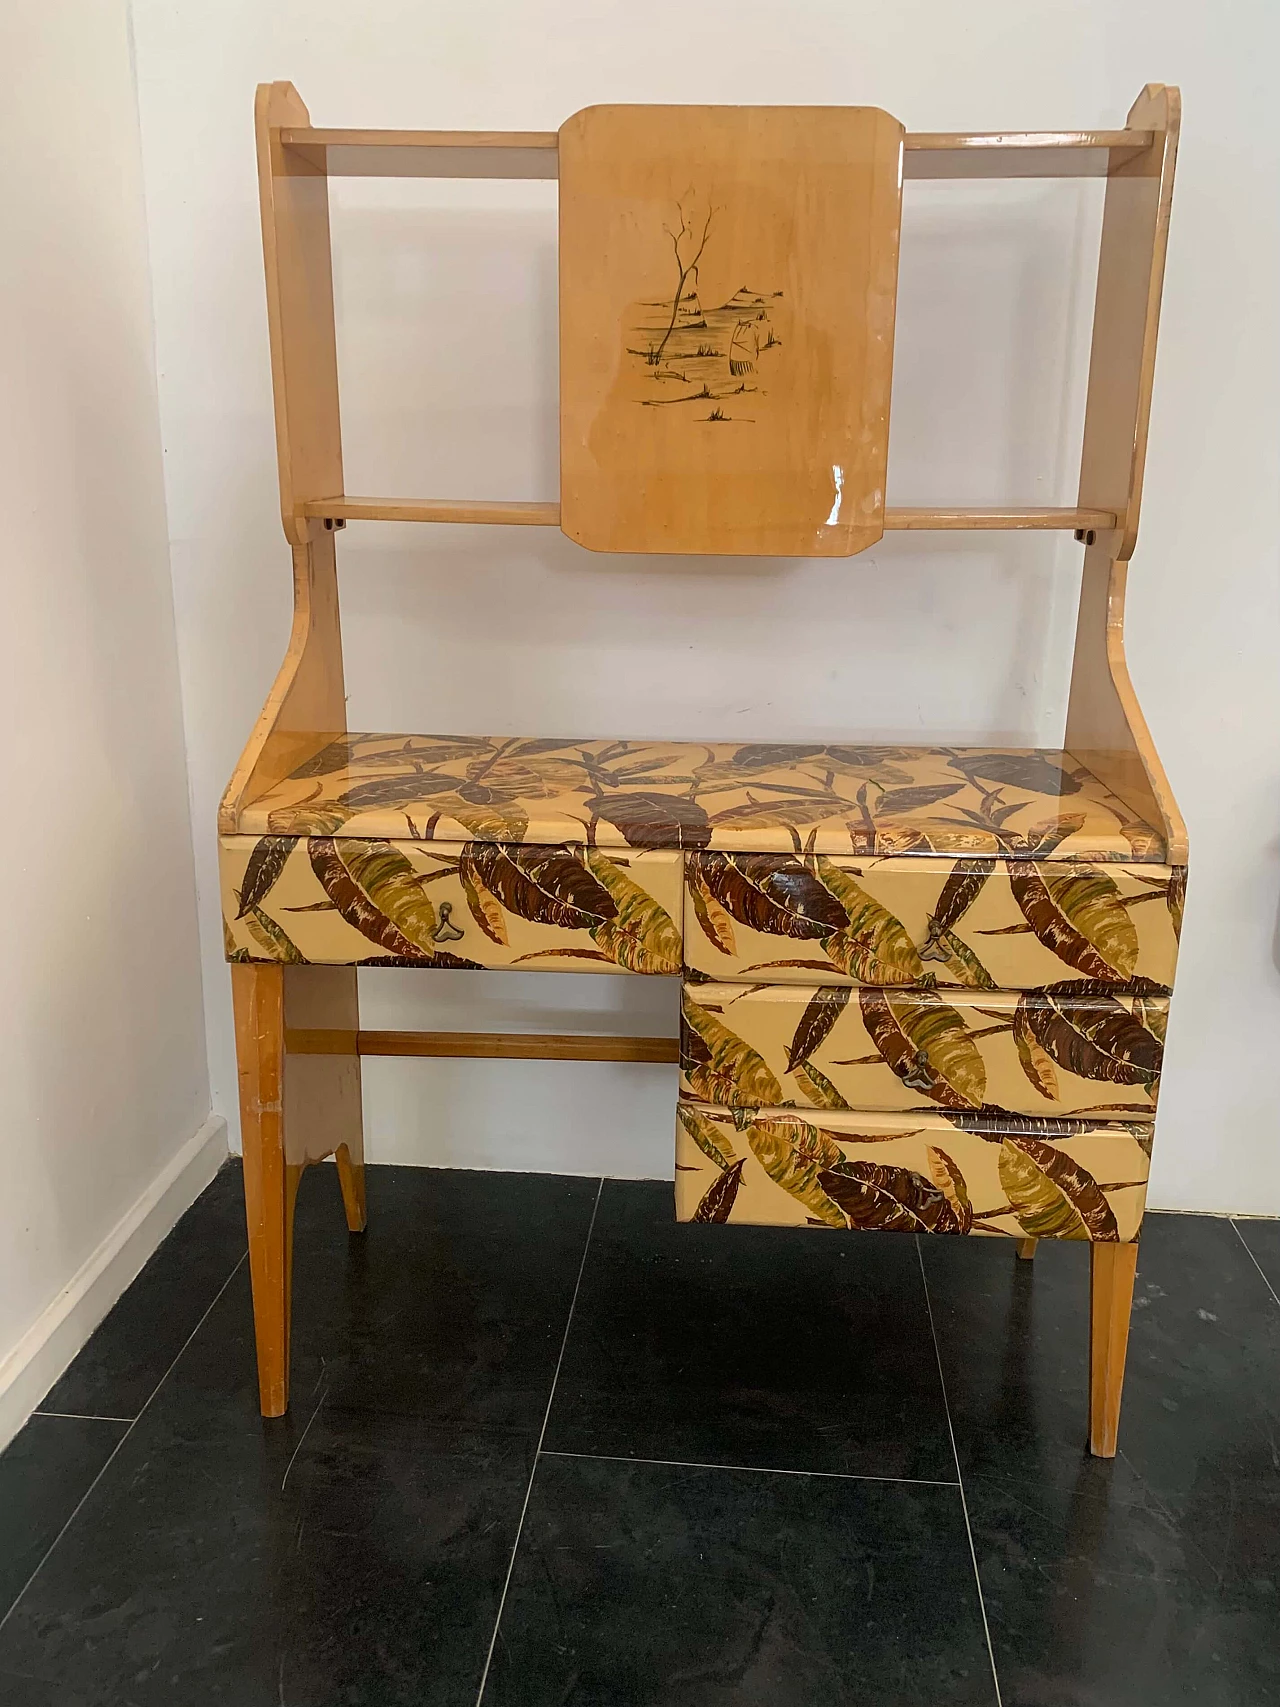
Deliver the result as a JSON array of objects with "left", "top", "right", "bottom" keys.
[
  {"left": 298, "top": 496, "right": 1118, "bottom": 533},
  {"left": 230, "top": 736, "right": 1167, "bottom": 861},
  {"left": 275, "top": 123, "right": 1155, "bottom": 181},
  {"left": 558, "top": 104, "right": 904, "bottom": 556}
]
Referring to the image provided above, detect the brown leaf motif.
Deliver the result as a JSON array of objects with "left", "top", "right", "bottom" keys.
[
  {"left": 856, "top": 988, "right": 986, "bottom": 1109},
  {"left": 465, "top": 844, "right": 617, "bottom": 931},
  {"left": 308, "top": 838, "right": 482, "bottom": 965},
  {"left": 817, "top": 1159, "right": 960, "bottom": 1232},
  {"left": 586, "top": 791, "right": 712, "bottom": 849},
  {"left": 695, "top": 852, "right": 847, "bottom": 939},
  {"left": 236, "top": 835, "right": 293, "bottom": 918},
  {"left": 785, "top": 985, "right": 852, "bottom": 1072},
  {"left": 692, "top": 1158, "right": 745, "bottom": 1223},
  {"left": 1018, "top": 982, "right": 1162, "bottom": 1090}
]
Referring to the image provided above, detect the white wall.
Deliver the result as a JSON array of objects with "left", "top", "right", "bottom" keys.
[
  {"left": 0, "top": 0, "right": 215, "bottom": 1433},
  {"left": 130, "top": 0, "right": 1280, "bottom": 1210}
]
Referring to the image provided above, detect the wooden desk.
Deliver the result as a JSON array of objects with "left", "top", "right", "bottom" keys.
[{"left": 221, "top": 86, "right": 1185, "bottom": 1463}]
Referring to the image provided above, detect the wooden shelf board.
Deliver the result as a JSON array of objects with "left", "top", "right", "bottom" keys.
[
  {"left": 904, "top": 130, "right": 1152, "bottom": 179},
  {"left": 281, "top": 127, "right": 559, "bottom": 179},
  {"left": 278, "top": 125, "right": 1153, "bottom": 182},
  {"left": 300, "top": 497, "right": 1116, "bottom": 533}
]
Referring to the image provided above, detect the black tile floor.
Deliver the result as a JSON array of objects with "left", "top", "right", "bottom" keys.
[{"left": 0, "top": 1162, "right": 1277, "bottom": 1705}]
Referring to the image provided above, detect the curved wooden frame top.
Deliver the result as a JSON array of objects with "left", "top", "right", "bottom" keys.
[{"left": 220, "top": 82, "right": 1185, "bottom": 866}]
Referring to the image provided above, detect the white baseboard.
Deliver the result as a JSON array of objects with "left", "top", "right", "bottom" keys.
[{"left": 0, "top": 1113, "right": 229, "bottom": 1452}]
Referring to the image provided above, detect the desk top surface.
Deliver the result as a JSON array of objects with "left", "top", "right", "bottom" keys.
[{"left": 239, "top": 735, "right": 1166, "bottom": 863}]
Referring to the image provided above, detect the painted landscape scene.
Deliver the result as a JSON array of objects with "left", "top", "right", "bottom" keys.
[{"left": 625, "top": 202, "right": 785, "bottom": 424}]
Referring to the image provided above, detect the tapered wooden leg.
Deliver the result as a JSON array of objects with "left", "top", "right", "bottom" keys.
[
  {"left": 232, "top": 963, "right": 292, "bottom": 1418},
  {"left": 1017, "top": 1238, "right": 1038, "bottom": 1260},
  {"left": 1089, "top": 1240, "right": 1139, "bottom": 1458},
  {"left": 335, "top": 1143, "right": 367, "bottom": 1232}
]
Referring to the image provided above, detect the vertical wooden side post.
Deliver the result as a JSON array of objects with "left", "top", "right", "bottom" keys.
[
  {"left": 1089, "top": 1242, "right": 1140, "bottom": 1457},
  {"left": 1016, "top": 1238, "right": 1037, "bottom": 1261},
  {"left": 1065, "top": 85, "right": 1187, "bottom": 862}
]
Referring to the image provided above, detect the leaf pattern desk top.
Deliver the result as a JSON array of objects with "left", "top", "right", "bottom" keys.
[{"left": 239, "top": 735, "right": 1166, "bottom": 862}]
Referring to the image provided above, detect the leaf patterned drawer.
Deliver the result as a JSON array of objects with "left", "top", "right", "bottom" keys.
[
  {"left": 220, "top": 835, "right": 682, "bottom": 973},
  {"left": 676, "top": 1099, "right": 1150, "bottom": 1241},
  {"left": 683, "top": 850, "right": 1182, "bottom": 989},
  {"left": 680, "top": 979, "right": 1167, "bottom": 1119}
]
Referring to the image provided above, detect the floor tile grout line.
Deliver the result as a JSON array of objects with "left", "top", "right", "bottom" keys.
[
  {"left": 473, "top": 1176, "right": 605, "bottom": 1707},
  {"left": 916, "top": 1239, "right": 1004, "bottom": 1707},
  {"left": 540, "top": 1449, "right": 960, "bottom": 1489},
  {"left": 0, "top": 1251, "right": 249, "bottom": 1637},
  {"left": 30, "top": 1412, "right": 136, "bottom": 1425},
  {"left": 1230, "top": 1218, "right": 1280, "bottom": 1312}
]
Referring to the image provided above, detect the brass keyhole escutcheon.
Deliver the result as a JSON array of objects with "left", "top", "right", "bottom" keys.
[{"left": 433, "top": 900, "right": 464, "bottom": 943}]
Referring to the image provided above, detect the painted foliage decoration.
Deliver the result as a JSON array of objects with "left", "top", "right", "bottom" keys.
[{"left": 236, "top": 734, "right": 1168, "bottom": 861}]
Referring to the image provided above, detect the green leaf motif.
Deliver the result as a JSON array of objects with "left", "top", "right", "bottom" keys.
[
  {"left": 745, "top": 1117, "right": 846, "bottom": 1227},
  {"left": 996, "top": 1136, "right": 1119, "bottom": 1241},
  {"left": 308, "top": 838, "right": 481, "bottom": 966},
  {"left": 856, "top": 988, "right": 986, "bottom": 1109},
  {"left": 1008, "top": 863, "right": 1138, "bottom": 979},
  {"left": 584, "top": 848, "right": 681, "bottom": 974},
  {"left": 458, "top": 848, "right": 508, "bottom": 945},
  {"left": 243, "top": 905, "right": 306, "bottom": 964},
  {"left": 813, "top": 857, "right": 924, "bottom": 983},
  {"left": 688, "top": 865, "right": 738, "bottom": 955},
  {"left": 792, "top": 1061, "right": 852, "bottom": 1110},
  {"left": 681, "top": 993, "right": 783, "bottom": 1108},
  {"left": 677, "top": 1103, "right": 738, "bottom": 1171},
  {"left": 922, "top": 927, "right": 997, "bottom": 990},
  {"left": 926, "top": 1147, "right": 973, "bottom": 1233},
  {"left": 331, "top": 838, "right": 438, "bottom": 950}
]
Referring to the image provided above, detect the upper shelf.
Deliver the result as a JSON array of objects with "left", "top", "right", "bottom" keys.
[
  {"left": 279, "top": 126, "right": 1154, "bottom": 182},
  {"left": 298, "top": 498, "right": 1117, "bottom": 533}
]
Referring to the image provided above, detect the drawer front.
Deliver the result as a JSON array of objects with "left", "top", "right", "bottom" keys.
[
  {"left": 680, "top": 980, "right": 1166, "bottom": 1119},
  {"left": 683, "top": 851, "right": 1182, "bottom": 989},
  {"left": 675, "top": 1098, "right": 1150, "bottom": 1241},
  {"left": 220, "top": 836, "right": 682, "bottom": 972}
]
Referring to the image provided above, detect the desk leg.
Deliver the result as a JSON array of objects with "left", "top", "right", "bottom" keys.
[
  {"left": 232, "top": 963, "right": 291, "bottom": 1417},
  {"left": 1089, "top": 1241, "right": 1139, "bottom": 1458},
  {"left": 232, "top": 963, "right": 365, "bottom": 1417}
]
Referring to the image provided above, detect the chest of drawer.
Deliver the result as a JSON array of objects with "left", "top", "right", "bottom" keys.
[
  {"left": 681, "top": 979, "right": 1167, "bottom": 1119},
  {"left": 220, "top": 836, "right": 683, "bottom": 973},
  {"left": 683, "top": 851, "right": 1182, "bottom": 989}
]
